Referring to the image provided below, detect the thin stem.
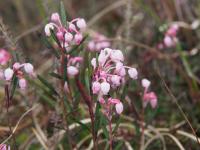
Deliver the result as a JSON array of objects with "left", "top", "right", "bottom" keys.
[
  {"left": 75, "top": 77, "right": 97, "bottom": 150},
  {"left": 140, "top": 103, "right": 145, "bottom": 150},
  {"left": 60, "top": 54, "right": 72, "bottom": 150},
  {"left": 109, "top": 119, "right": 113, "bottom": 150}
]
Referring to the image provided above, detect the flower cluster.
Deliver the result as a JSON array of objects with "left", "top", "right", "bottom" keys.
[
  {"left": 0, "top": 49, "right": 35, "bottom": 90},
  {"left": 3, "top": 62, "right": 35, "bottom": 90},
  {"left": 91, "top": 48, "right": 138, "bottom": 116},
  {"left": 158, "top": 24, "right": 179, "bottom": 49},
  {"left": 44, "top": 12, "right": 86, "bottom": 52},
  {"left": 88, "top": 32, "right": 111, "bottom": 52},
  {"left": 142, "top": 78, "right": 157, "bottom": 108}
]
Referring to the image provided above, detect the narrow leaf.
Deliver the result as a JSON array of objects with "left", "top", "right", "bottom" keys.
[
  {"left": 60, "top": 1, "right": 67, "bottom": 27},
  {"left": 38, "top": 75, "right": 59, "bottom": 96}
]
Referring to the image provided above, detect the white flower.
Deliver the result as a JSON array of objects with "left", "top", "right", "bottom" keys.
[
  {"left": 115, "top": 102, "right": 123, "bottom": 114},
  {"left": 111, "top": 75, "right": 121, "bottom": 86},
  {"left": 4, "top": 68, "right": 14, "bottom": 81},
  {"left": 100, "top": 82, "right": 110, "bottom": 95},
  {"left": 110, "top": 50, "right": 124, "bottom": 62},
  {"left": 142, "top": 78, "right": 151, "bottom": 89},
  {"left": 67, "top": 66, "right": 79, "bottom": 76},
  {"left": 65, "top": 32, "right": 73, "bottom": 42},
  {"left": 24, "top": 63, "right": 34, "bottom": 74},
  {"left": 91, "top": 58, "right": 97, "bottom": 69},
  {"left": 19, "top": 78, "right": 27, "bottom": 90},
  {"left": 128, "top": 68, "right": 138, "bottom": 79},
  {"left": 92, "top": 81, "right": 101, "bottom": 94},
  {"left": 44, "top": 23, "right": 54, "bottom": 36},
  {"left": 76, "top": 19, "right": 86, "bottom": 30}
]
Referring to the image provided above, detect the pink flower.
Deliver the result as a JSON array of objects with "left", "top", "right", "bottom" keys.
[
  {"left": 143, "top": 92, "right": 157, "bottom": 108},
  {"left": 74, "top": 33, "right": 83, "bottom": 44},
  {"left": 51, "top": 12, "right": 60, "bottom": 23},
  {"left": 100, "top": 82, "right": 110, "bottom": 95},
  {"left": 128, "top": 68, "right": 138, "bottom": 79},
  {"left": 92, "top": 81, "right": 101, "bottom": 94},
  {"left": 24, "top": 63, "right": 34, "bottom": 75},
  {"left": 67, "top": 66, "right": 79, "bottom": 76},
  {"left": 4, "top": 68, "right": 14, "bottom": 81},
  {"left": 164, "top": 36, "right": 174, "bottom": 47},
  {"left": 0, "top": 49, "right": 11, "bottom": 65},
  {"left": 87, "top": 32, "right": 111, "bottom": 52},
  {"left": 110, "top": 50, "right": 124, "bottom": 62},
  {"left": 0, "top": 144, "right": 10, "bottom": 150},
  {"left": 19, "top": 78, "right": 27, "bottom": 90},
  {"left": 76, "top": 18, "right": 86, "bottom": 30},
  {"left": 115, "top": 102, "right": 123, "bottom": 114},
  {"left": 65, "top": 32, "right": 73, "bottom": 42},
  {"left": 142, "top": 78, "right": 151, "bottom": 89}
]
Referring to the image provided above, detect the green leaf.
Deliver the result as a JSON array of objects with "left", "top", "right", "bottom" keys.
[
  {"left": 49, "top": 72, "right": 63, "bottom": 79},
  {"left": 59, "top": 1, "right": 67, "bottom": 27},
  {"left": 112, "top": 116, "right": 121, "bottom": 134},
  {"left": 70, "top": 117, "right": 90, "bottom": 133},
  {"left": 114, "top": 141, "right": 124, "bottom": 150},
  {"left": 94, "top": 102, "right": 101, "bottom": 134},
  {"left": 41, "top": 35, "right": 60, "bottom": 58},
  {"left": 84, "top": 68, "right": 90, "bottom": 93},
  {"left": 37, "top": 75, "right": 59, "bottom": 96},
  {"left": 10, "top": 75, "right": 18, "bottom": 99},
  {"left": 63, "top": 57, "right": 68, "bottom": 81}
]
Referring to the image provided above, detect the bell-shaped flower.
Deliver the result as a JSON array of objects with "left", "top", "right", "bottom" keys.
[
  {"left": 92, "top": 81, "right": 101, "bottom": 94},
  {"left": 44, "top": 23, "right": 54, "bottom": 36},
  {"left": 100, "top": 81, "right": 110, "bottom": 95},
  {"left": 142, "top": 78, "right": 151, "bottom": 89},
  {"left": 110, "top": 50, "right": 124, "bottom": 62},
  {"left": 19, "top": 78, "right": 27, "bottom": 90},
  {"left": 115, "top": 102, "right": 123, "bottom": 114},
  {"left": 128, "top": 68, "right": 138, "bottom": 79},
  {"left": 4, "top": 68, "right": 14, "bottom": 81},
  {"left": 67, "top": 66, "right": 79, "bottom": 76},
  {"left": 24, "top": 63, "right": 34, "bottom": 75},
  {"left": 76, "top": 19, "right": 86, "bottom": 30}
]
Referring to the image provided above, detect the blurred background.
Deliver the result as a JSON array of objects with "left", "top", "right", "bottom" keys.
[{"left": 0, "top": 0, "right": 200, "bottom": 149}]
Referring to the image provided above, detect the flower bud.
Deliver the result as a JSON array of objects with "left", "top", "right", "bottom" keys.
[
  {"left": 128, "top": 68, "right": 138, "bottom": 79},
  {"left": 115, "top": 102, "right": 123, "bottom": 114},
  {"left": 150, "top": 97, "right": 157, "bottom": 109},
  {"left": 92, "top": 81, "right": 101, "bottom": 94},
  {"left": 100, "top": 82, "right": 110, "bottom": 95},
  {"left": 69, "top": 23, "right": 76, "bottom": 32},
  {"left": 51, "top": 13, "right": 60, "bottom": 22},
  {"left": 111, "top": 75, "right": 121, "bottom": 86},
  {"left": 19, "top": 78, "right": 27, "bottom": 90},
  {"left": 56, "top": 31, "right": 64, "bottom": 40},
  {"left": 76, "top": 19, "right": 86, "bottom": 30},
  {"left": 164, "top": 36, "right": 174, "bottom": 47},
  {"left": 65, "top": 32, "right": 73, "bottom": 42},
  {"left": 74, "top": 33, "right": 83, "bottom": 44},
  {"left": 142, "top": 78, "right": 151, "bottom": 89},
  {"left": 13, "top": 62, "right": 21, "bottom": 70},
  {"left": 67, "top": 66, "right": 78, "bottom": 76},
  {"left": 4, "top": 68, "right": 14, "bottom": 81},
  {"left": 44, "top": 23, "right": 54, "bottom": 36},
  {"left": 24, "top": 63, "right": 34, "bottom": 74}
]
